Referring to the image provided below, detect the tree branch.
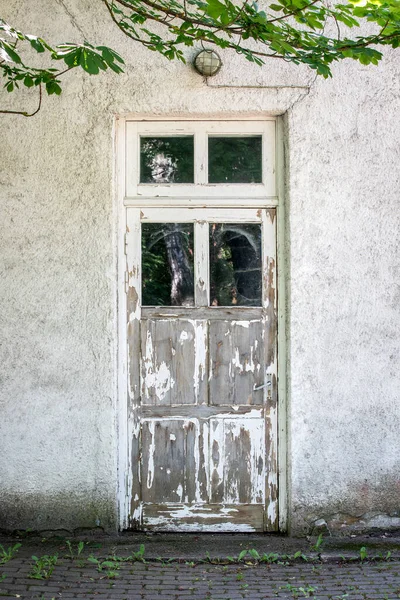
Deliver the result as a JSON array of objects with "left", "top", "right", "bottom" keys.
[{"left": 0, "top": 82, "right": 42, "bottom": 117}]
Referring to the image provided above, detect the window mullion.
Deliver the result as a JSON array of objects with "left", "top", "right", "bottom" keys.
[
  {"left": 194, "top": 221, "right": 209, "bottom": 307},
  {"left": 195, "top": 128, "right": 207, "bottom": 185}
]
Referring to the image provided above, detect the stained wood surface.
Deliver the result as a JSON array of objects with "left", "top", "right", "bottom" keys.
[{"left": 142, "top": 503, "right": 264, "bottom": 532}]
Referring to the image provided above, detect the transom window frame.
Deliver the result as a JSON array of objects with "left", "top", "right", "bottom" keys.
[{"left": 125, "top": 120, "right": 276, "bottom": 202}]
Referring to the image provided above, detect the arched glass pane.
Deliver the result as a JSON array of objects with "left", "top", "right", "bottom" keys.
[
  {"left": 142, "top": 223, "right": 194, "bottom": 306},
  {"left": 210, "top": 223, "right": 262, "bottom": 306}
]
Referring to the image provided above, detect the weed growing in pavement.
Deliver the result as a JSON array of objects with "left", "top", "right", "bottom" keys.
[
  {"left": 185, "top": 561, "right": 196, "bottom": 567},
  {"left": 87, "top": 543, "right": 146, "bottom": 576},
  {"left": 29, "top": 554, "right": 58, "bottom": 579},
  {"left": 111, "top": 544, "right": 146, "bottom": 564},
  {"left": 280, "top": 583, "right": 318, "bottom": 598},
  {"left": 198, "top": 548, "right": 311, "bottom": 565},
  {"left": 359, "top": 546, "right": 368, "bottom": 561},
  {"left": 0, "top": 543, "right": 21, "bottom": 565},
  {"left": 87, "top": 555, "right": 121, "bottom": 578},
  {"left": 310, "top": 534, "right": 324, "bottom": 552},
  {"left": 241, "top": 548, "right": 308, "bottom": 564},
  {"left": 375, "top": 550, "right": 392, "bottom": 561},
  {"left": 65, "top": 540, "right": 85, "bottom": 560},
  {"left": 127, "top": 543, "right": 145, "bottom": 562},
  {"left": 0, "top": 574, "right": 6, "bottom": 582}
]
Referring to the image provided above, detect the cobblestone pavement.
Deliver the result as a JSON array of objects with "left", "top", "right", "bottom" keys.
[{"left": 2, "top": 555, "right": 400, "bottom": 600}]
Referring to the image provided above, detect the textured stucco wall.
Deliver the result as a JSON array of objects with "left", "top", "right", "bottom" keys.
[{"left": 1, "top": 0, "right": 399, "bottom": 534}]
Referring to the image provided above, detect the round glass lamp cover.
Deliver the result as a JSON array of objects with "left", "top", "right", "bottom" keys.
[{"left": 194, "top": 50, "right": 222, "bottom": 76}]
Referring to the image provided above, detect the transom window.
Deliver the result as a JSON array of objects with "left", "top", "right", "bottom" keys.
[{"left": 125, "top": 121, "right": 276, "bottom": 198}]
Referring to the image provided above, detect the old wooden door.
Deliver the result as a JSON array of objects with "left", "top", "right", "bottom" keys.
[
  {"left": 125, "top": 207, "right": 278, "bottom": 532},
  {"left": 122, "top": 120, "right": 278, "bottom": 531}
]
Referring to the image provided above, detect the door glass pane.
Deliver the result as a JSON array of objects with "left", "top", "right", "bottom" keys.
[
  {"left": 210, "top": 223, "right": 262, "bottom": 306},
  {"left": 208, "top": 136, "right": 262, "bottom": 183},
  {"left": 142, "top": 223, "right": 194, "bottom": 306},
  {"left": 140, "top": 137, "right": 194, "bottom": 183}
]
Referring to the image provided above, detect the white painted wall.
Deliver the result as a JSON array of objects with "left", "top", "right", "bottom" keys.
[{"left": 1, "top": 0, "right": 399, "bottom": 534}]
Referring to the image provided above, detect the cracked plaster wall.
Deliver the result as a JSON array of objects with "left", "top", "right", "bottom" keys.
[{"left": 0, "top": 0, "right": 399, "bottom": 534}]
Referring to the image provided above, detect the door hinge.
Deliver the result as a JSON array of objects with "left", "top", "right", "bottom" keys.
[
  {"left": 124, "top": 233, "right": 128, "bottom": 255},
  {"left": 124, "top": 271, "right": 129, "bottom": 294}
]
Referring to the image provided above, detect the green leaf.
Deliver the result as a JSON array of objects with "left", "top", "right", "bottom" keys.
[
  {"left": 206, "top": 0, "right": 228, "bottom": 19},
  {"left": 97, "top": 46, "right": 125, "bottom": 64},
  {"left": 29, "top": 38, "right": 45, "bottom": 53},
  {"left": 1, "top": 41, "right": 22, "bottom": 63},
  {"left": 45, "top": 80, "right": 62, "bottom": 95},
  {"left": 238, "top": 549, "right": 248, "bottom": 561},
  {"left": 24, "top": 75, "right": 34, "bottom": 87}
]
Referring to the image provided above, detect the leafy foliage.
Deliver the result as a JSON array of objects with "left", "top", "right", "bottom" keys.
[
  {"left": 0, "top": 18, "right": 124, "bottom": 114},
  {"left": 0, "top": 543, "right": 21, "bottom": 565},
  {"left": 1, "top": 0, "right": 400, "bottom": 114},
  {"left": 103, "top": 0, "right": 400, "bottom": 76},
  {"left": 29, "top": 554, "right": 58, "bottom": 579}
]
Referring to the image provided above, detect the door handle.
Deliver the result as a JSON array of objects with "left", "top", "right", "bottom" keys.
[{"left": 253, "top": 381, "right": 272, "bottom": 391}]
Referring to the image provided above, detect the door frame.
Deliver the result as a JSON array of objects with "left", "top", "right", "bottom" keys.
[{"left": 115, "top": 115, "right": 288, "bottom": 532}]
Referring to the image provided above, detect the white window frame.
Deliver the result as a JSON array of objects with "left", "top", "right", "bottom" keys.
[{"left": 125, "top": 120, "right": 276, "bottom": 203}]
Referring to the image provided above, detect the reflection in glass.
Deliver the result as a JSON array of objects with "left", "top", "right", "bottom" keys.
[
  {"left": 208, "top": 136, "right": 262, "bottom": 183},
  {"left": 210, "top": 224, "right": 262, "bottom": 306},
  {"left": 140, "top": 137, "right": 194, "bottom": 183},
  {"left": 142, "top": 224, "right": 194, "bottom": 306}
]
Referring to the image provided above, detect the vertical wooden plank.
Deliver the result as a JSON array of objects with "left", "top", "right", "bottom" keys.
[
  {"left": 224, "top": 420, "right": 252, "bottom": 504},
  {"left": 194, "top": 221, "right": 209, "bottom": 307},
  {"left": 126, "top": 207, "right": 142, "bottom": 528},
  {"left": 209, "top": 321, "right": 233, "bottom": 406},
  {"left": 174, "top": 321, "right": 196, "bottom": 405},
  {"left": 210, "top": 419, "right": 224, "bottom": 503},
  {"left": 262, "top": 208, "right": 278, "bottom": 530},
  {"left": 194, "top": 320, "right": 208, "bottom": 405},
  {"left": 141, "top": 420, "right": 185, "bottom": 503}
]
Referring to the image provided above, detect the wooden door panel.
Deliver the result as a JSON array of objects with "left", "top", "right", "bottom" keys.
[
  {"left": 141, "top": 319, "right": 208, "bottom": 405},
  {"left": 209, "top": 319, "right": 264, "bottom": 406},
  {"left": 210, "top": 417, "right": 265, "bottom": 505},
  {"left": 141, "top": 418, "right": 208, "bottom": 504}
]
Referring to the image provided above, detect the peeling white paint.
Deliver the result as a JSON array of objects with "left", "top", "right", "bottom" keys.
[
  {"left": 179, "top": 330, "right": 190, "bottom": 343},
  {"left": 142, "top": 330, "right": 175, "bottom": 401},
  {"left": 143, "top": 504, "right": 256, "bottom": 532},
  {"left": 176, "top": 483, "right": 184, "bottom": 502},
  {"left": 194, "top": 321, "right": 207, "bottom": 399},
  {"left": 146, "top": 420, "right": 156, "bottom": 490},
  {"left": 131, "top": 503, "right": 143, "bottom": 525}
]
